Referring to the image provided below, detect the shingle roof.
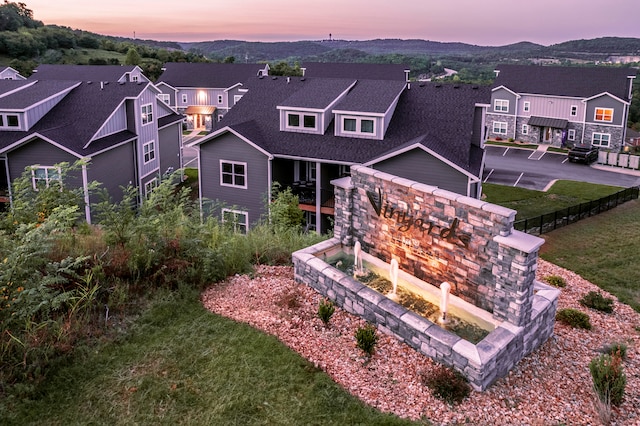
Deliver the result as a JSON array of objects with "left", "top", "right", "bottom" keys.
[
  {"left": 31, "top": 64, "right": 140, "bottom": 82},
  {"left": 209, "top": 77, "right": 490, "bottom": 176},
  {"left": 494, "top": 64, "right": 636, "bottom": 101},
  {"left": 302, "top": 62, "right": 408, "bottom": 81},
  {"left": 0, "top": 79, "right": 34, "bottom": 97},
  {"left": 157, "top": 62, "right": 266, "bottom": 88},
  {"left": 277, "top": 77, "right": 356, "bottom": 109},
  {"left": 333, "top": 79, "right": 406, "bottom": 114},
  {"left": 0, "top": 80, "right": 79, "bottom": 109},
  {"left": 0, "top": 82, "right": 154, "bottom": 156}
]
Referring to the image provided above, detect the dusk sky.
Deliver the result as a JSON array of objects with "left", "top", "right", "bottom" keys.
[{"left": 26, "top": 0, "right": 640, "bottom": 46}]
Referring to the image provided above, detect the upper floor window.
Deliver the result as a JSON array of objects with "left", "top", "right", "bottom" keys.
[
  {"left": 141, "top": 104, "right": 153, "bottom": 125},
  {"left": 131, "top": 75, "right": 139, "bottom": 82},
  {"left": 222, "top": 208, "right": 248, "bottom": 234},
  {"left": 158, "top": 94, "right": 170, "bottom": 105},
  {"left": 31, "top": 166, "right": 60, "bottom": 190},
  {"left": 570, "top": 105, "right": 578, "bottom": 117},
  {"left": 143, "top": 140, "right": 156, "bottom": 163},
  {"left": 220, "top": 160, "right": 247, "bottom": 189},
  {"left": 342, "top": 117, "right": 376, "bottom": 136},
  {"left": 217, "top": 95, "right": 223, "bottom": 104},
  {"left": 494, "top": 99, "right": 509, "bottom": 112},
  {"left": 286, "top": 112, "right": 316, "bottom": 131},
  {"left": 0, "top": 114, "right": 20, "bottom": 128},
  {"left": 594, "top": 108, "right": 613, "bottom": 123},
  {"left": 492, "top": 121, "right": 507, "bottom": 135},
  {"left": 181, "top": 94, "right": 188, "bottom": 104},
  {"left": 523, "top": 101, "right": 530, "bottom": 113},
  {"left": 592, "top": 132, "right": 610, "bottom": 147}
]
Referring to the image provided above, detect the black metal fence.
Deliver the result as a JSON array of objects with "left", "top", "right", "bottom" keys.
[{"left": 514, "top": 186, "right": 640, "bottom": 236}]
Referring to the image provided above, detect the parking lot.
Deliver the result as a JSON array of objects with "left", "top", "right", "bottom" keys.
[{"left": 482, "top": 145, "right": 640, "bottom": 190}]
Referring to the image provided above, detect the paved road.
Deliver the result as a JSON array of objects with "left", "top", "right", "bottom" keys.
[
  {"left": 181, "top": 133, "right": 202, "bottom": 169},
  {"left": 483, "top": 145, "right": 640, "bottom": 190}
]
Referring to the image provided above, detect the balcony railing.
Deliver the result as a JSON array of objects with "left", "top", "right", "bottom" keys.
[{"left": 291, "top": 183, "right": 334, "bottom": 210}]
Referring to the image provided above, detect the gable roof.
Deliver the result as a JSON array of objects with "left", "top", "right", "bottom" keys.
[
  {"left": 493, "top": 64, "right": 636, "bottom": 100},
  {"left": 202, "top": 77, "right": 490, "bottom": 177},
  {"left": 157, "top": 62, "right": 267, "bottom": 88},
  {"left": 301, "top": 62, "right": 409, "bottom": 81},
  {"left": 0, "top": 81, "right": 152, "bottom": 156},
  {"left": 31, "top": 64, "right": 143, "bottom": 82},
  {"left": 0, "top": 80, "right": 79, "bottom": 109},
  {"left": 277, "top": 77, "right": 356, "bottom": 110}
]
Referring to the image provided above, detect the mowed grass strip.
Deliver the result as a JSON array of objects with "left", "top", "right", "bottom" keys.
[{"left": 5, "top": 288, "right": 415, "bottom": 426}]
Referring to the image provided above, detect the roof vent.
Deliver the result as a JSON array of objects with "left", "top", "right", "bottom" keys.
[
  {"left": 300, "top": 77, "right": 305, "bottom": 81},
  {"left": 453, "top": 84, "right": 460, "bottom": 89},
  {"left": 258, "top": 75, "right": 264, "bottom": 79},
  {"left": 435, "top": 83, "right": 442, "bottom": 88},
  {"left": 287, "top": 76, "right": 290, "bottom": 83},
  {"left": 472, "top": 85, "right": 479, "bottom": 90},
  {"left": 272, "top": 76, "right": 278, "bottom": 80},
  {"left": 87, "top": 81, "right": 92, "bottom": 84},
  {"left": 418, "top": 82, "right": 425, "bottom": 87}
]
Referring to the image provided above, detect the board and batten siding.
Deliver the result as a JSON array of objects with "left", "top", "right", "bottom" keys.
[
  {"left": 136, "top": 90, "right": 160, "bottom": 178},
  {"left": 24, "top": 92, "right": 70, "bottom": 130},
  {"left": 200, "top": 131, "right": 270, "bottom": 226},
  {"left": 7, "top": 138, "right": 81, "bottom": 187},
  {"left": 179, "top": 88, "right": 227, "bottom": 109},
  {"left": 94, "top": 104, "right": 127, "bottom": 139},
  {"left": 519, "top": 94, "right": 584, "bottom": 121},
  {"left": 371, "top": 148, "right": 469, "bottom": 196},
  {"left": 87, "top": 142, "right": 136, "bottom": 205},
  {"left": 158, "top": 123, "right": 181, "bottom": 175}
]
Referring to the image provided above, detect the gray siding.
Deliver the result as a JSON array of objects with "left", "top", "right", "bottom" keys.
[
  {"left": 158, "top": 122, "right": 181, "bottom": 175},
  {"left": 87, "top": 142, "right": 136, "bottom": 204},
  {"left": 585, "top": 95, "right": 626, "bottom": 126},
  {"left": 136, "top": 89, "right": 160, "bottom": 178},
  {"left": 95, "top": 103, "right": 127, "bottom": 139},
  {"left": 25, "top": 91, "right": 70, "bottom": 130},
  {"left": 491, "top": 88, "right": 517, "bottom": 115},
  {"left": 7, "top": 138, "right": 81, "bottom": 187},
  {"left": 519, "top": 94, "right": 584, "bottom": 121},
  {"left": 200, "top": 132, "right": 270, "bottom": 226},
  {"left": 371, "top": 148, "right": 469, "bottom": 196}
]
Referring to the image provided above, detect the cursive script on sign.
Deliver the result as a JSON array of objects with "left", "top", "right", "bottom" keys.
[{"left": 366, "top": 188, "right": 470, "bottom": 248}]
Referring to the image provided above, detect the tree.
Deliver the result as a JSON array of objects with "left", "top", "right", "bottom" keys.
[
  {"left": 223, "top": 55, "right": 235, "bottom": 63},
  {"left": 124, "top": 47, "right": 141, "bottom": 65},
  {"left": 0, "top": 1, "right": 42, "bottom": 31}
]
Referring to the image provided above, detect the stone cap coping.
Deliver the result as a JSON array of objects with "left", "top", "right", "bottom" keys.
[
  {"left": 330, "top": 176, "right": 353, "bottom": 190},
  {"left": 493, "top": 230, "right": 544, "bottom": 253}
]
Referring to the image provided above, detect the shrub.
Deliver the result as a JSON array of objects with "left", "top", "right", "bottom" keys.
[
  {"left": 590, "top": 352, "right": 626, "bottom": 406},
  {"left": 579, "top": 291, "right": 614, "bottom": 313},
  {"left": 556, "top": 308, "right": 592, "bottom": 329},
  {"left": 601, "top": 342, "right": 628, "bottom": 360},
  {"left": 543, "top": 275, "right": 567, "bottom": 288},
  {"left": 355, "top": 324, "right": 378, "bottom": 356},
  {"left": 422, "top": 364, "right": 471, "bottom": 405},
  {"left": 317, "top": 298, "right": 335, "bottom": 325}
]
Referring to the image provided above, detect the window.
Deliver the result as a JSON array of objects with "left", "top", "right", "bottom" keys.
[
  {"left": 31, "top": 166, "right": 60, "bottom": 190},
  {"left": 218, "top": 114, "right": 223, "bottom": 122},
  {"left": 144, "top": 178, "right": 158, "bottom": 197},
  {"left": 141, "top": 104, "right": 153, "bottom": 125},
  {"left": 342, "top": 116, "right": 376, "bottom": 136},
  {"left": 1, "top": 114, "right": 20, "bottom": 128},
  {"left": 492, "top": 121, "right": 507, "bottom": 135},
  {"left": 222, "top": 209, "right": 248, "bottom": 234},
  {"left": 523, "top": 102, "right": 530, "bottom": 113},
  {"left": 305, "top": 162, "right": 316, "bottom": 182},
  {"left": 570, "top": 105, "right": 578, "bottom": 117},
  {"left": 494, "top": 99, "right": 509, "bottom": 112},
  {"left": 522, "top": 124, "right": 529, "bottom": 135},
  {"left": 217, "top": 95, "right": 223, "bottom": 104},
  {"left": 143, "top": 140, "right": 156, "bottom": 163},
  {"left": 234, "top": 95, "right": 243, "bottom": 104},
  {"left": 131, "top": 75, "right": 139, "bottom": 82},
  {"left": 220, "top": 160, "right": 247, "bottom": 188},
  {"left": 286, "top": 112, "right": 316, "bottom": 130},
  {"left": 158, "top": 94, "right": 170, "bottom": 105},
  {"left": 303, "top": 211, "right": 316, "bottom": 232},
  {"left": 181, "top": 94, "right": 188, "bottom": 104},
  {"left": 594, "top": 108, "right": 613, "bottom": 122},
  {"left": 592, "top": 132, "right": 610, "bottom": 147},
  {"left": 568, "top": 129, "right": 576, "bottom": 141},
  {"left": 303, "top": 115, "right": 316, "bottom": 129},
  {"left": 288, "top": 113, "right": 300, "bottom": 127}
]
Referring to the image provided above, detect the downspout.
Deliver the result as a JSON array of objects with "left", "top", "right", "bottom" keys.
[
  {"left": 3, "top": 156, "right": 12, "bottom": 207},
  {"left": 315, "top": 161, "right": 321, "bottom": 232},
  {"left": 82, "top": 162, "right": 91, "bottom": 224},
  {"left": 268, "top": 156, "right": 273, "bottom": 226},
  {"left": 197, "top": 144, "right": 203, "bottom": 223},
  {"left": 513, "top": 97, "right": 518, "bottom": 141}
]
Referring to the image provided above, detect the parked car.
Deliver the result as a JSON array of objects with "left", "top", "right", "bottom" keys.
[{"left": 568, "top": 144, "right": 599, "bottom": 164}]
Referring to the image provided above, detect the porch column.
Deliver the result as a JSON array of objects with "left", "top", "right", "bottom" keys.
[{"left": 315, "top": 161, "right": 321, "bottom": 231}]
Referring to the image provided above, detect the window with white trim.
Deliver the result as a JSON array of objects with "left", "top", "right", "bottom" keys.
[
  {"left": 493, "top": 121, "right": 507, "bottom": 135},
  {"left": 141, "top": 103, "right": 153, "bottom": 125},
  {"left": 0, "top": 114, "right": 20, "bottom": 128},
  {"left": 570, "top": 105, "right": 578, "bottom": 117},
  {"left": 286, "top": 112, "right": 316, "bottom": 130},
  {"left": 158, "top": 94, "right": 170, "bottom": 104},
  {"left": 181, "top": 94, "right": 188, "bottom": 104},
  {"left": 568, "top": 129, "right": 576, "bottom": 141},
  {"left": 222, "top": 208, "right": 248, "bottom": 234},
  {"left": 592, "top": 132, "right": 610, "bottom": 147},
  {"left": 304, "top": 211, "right": 316, "bottom": 232},
  {"left": 131, "top": 75, "right": 139, "bottom": 82},
  {"left": 144, "top": 178, "right": 158, "bottom": 197},
  {"left": 342, "top": 116, "right": 376, "bottom": 136},
  {"left": 594, "top": 107, "right": 613, "bottom": 123},
  {"left": 217, "top": 95, "right": 223, "bottom": 104},
  {"left": 522, "top": 124, "right": 529, "bottom": 135},
  {"left": 220, "top": 160, "right": 247, "bottom": 188},
  {"left": 218, "top": 114, "right": 223, "bottom": 122},
  {"left": 31, "top": 166, "right": 61, "bottom": 190},
  {"left": 143, "top": 140, "right": 156, "bottom": 163},
  {"left": 523, "top": 101, "right": 530, "bottom": 113},
  {"left": 494, "top": 99, "right": 509, "bottom": 112}
]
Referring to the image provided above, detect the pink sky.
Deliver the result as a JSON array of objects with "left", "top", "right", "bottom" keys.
[{"left": 25, "top": 0, "right": 640, "bottom": 46}]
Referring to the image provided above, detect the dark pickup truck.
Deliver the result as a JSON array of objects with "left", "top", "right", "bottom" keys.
[{"left": 568, "top": 144, "right": 599, "bottom": 164}]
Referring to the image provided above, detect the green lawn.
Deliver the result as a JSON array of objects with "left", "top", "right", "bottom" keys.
[
  {"left": 482, "top": 180, "right": 624, "bottom": 219},
  {"left": 3, "top": 288, "right": 414, "bottom": 426}
]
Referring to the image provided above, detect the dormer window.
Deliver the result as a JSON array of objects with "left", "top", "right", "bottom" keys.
[
  {"left": 342, "top": 116, "right": 376, "bottom": 136},
  {"left": 286, "top": 112, "right": 317, "bottom": 131},
  {"left": 0, "top": 114, "right": 20, "bottom": 129}
]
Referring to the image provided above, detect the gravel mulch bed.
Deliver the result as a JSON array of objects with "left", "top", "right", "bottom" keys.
[{"left": 201, "top": 259, "right": 640, "bottom": 425}]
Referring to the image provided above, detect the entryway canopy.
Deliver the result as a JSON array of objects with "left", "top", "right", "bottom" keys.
[
  {"left": 184, "top": 105, "right": 216, "bottom": 115},
  {"left": 528, "top": 116, "right": 568, "bottom": 129}
]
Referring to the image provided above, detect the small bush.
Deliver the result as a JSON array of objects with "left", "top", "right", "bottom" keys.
[
  {"left": 543, "top": 275, "right": 567, "bottom": 288},
  {"left": 355, "top": 324, "right": 378, "bottom": 356},
  {"left": 590, "top": 352, "right": 626, "bottom": 406},
  {"left": 317, "top": 298, "right": 335, "bottom": 325},
  {"left": 601, "top": 342, "right": 628, "bottom": 360},
  {"left": 556, "top": 308, "right": 592, "bottom": 329},
  {"left": 422, "top": 364, "right": 471, "bottom": 405},
  {"left": 579, "top": 291, "right": 614, "bottom": 313}
]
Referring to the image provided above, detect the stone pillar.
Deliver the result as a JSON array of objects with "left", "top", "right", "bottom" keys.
[{"left": 330, "top": 176, "right": 354, "bottom": 247}]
